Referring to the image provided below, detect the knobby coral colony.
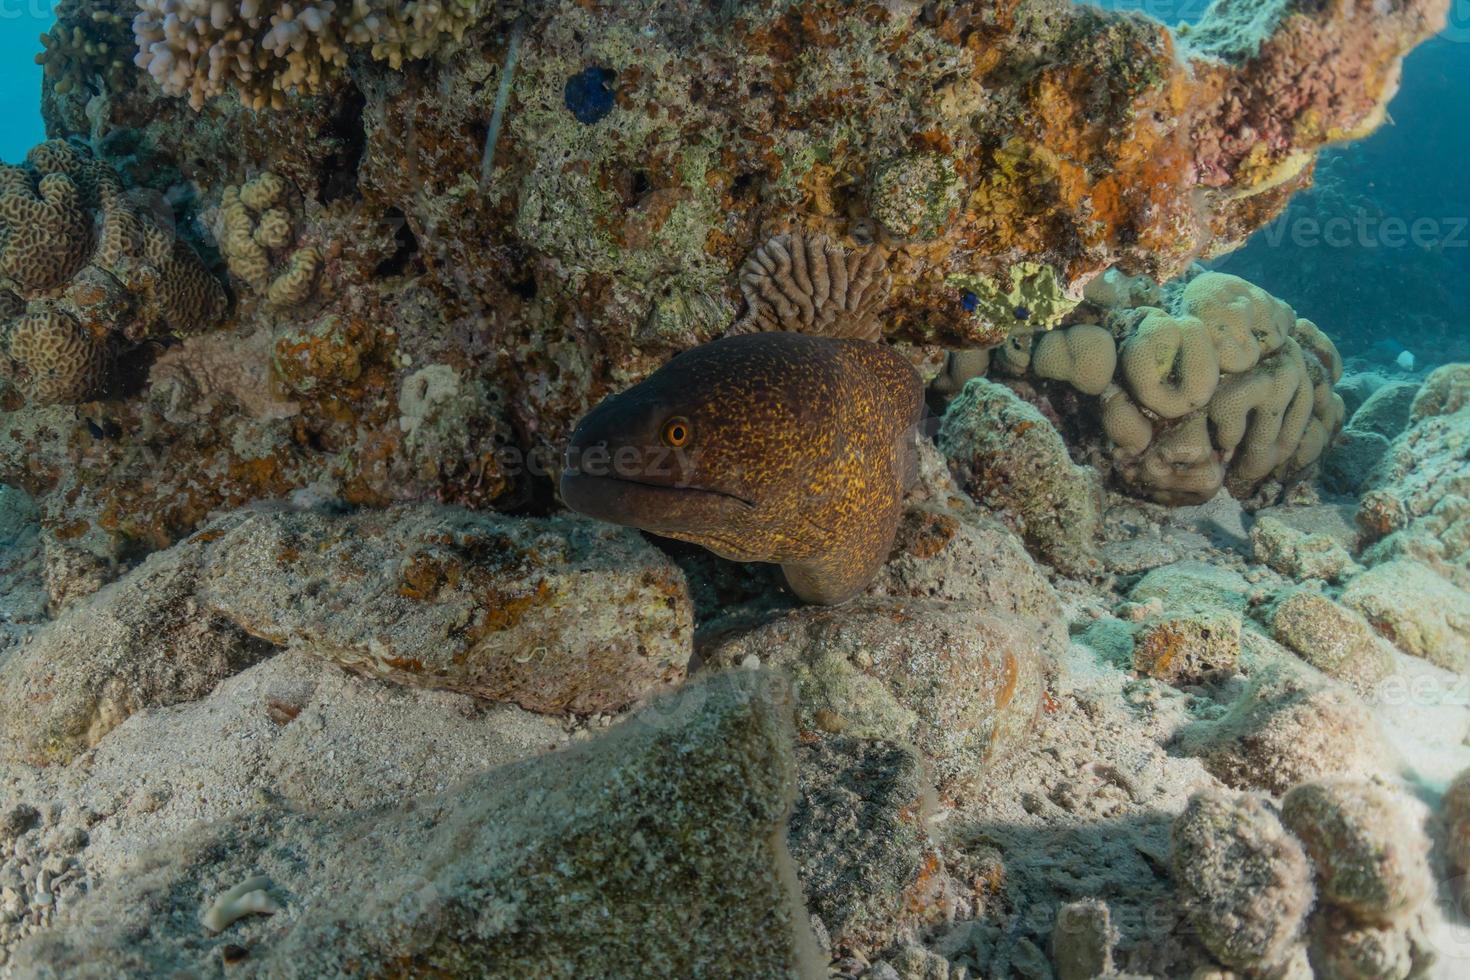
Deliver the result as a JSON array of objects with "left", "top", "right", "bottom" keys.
[{"left": 953, "top": 271, "right": 1348, "bottom": 506}]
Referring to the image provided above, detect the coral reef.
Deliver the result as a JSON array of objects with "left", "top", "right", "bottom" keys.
[
  {"left": 0, "top": 140, "right": 226, "bottom": 405},
  {"left": 133, "top": 0, "right": 483, "bottom": 111},
  {"left": 0, "top": 0, "right": 1442, "bottom": 555},
  {"left": 1, "top": 1, "right": 1464, "bottom": 975},
  {"left": 952, "top": 272, "right": 1345, "bottom": 506}
]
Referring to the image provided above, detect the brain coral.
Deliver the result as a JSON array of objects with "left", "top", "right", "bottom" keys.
[
  {"left": 214, "top": 172, "right": 321, "bottom": 309},
  {"left": 133, "top": 0, "right": 482, "bottom": 111},
  {"left": 963, "top": 272, "right": 1344, "bottom": 505},
  {"left": 731, "top": 232, "right": 890, "bottom": 341},
  {"left": 0, "top": 140, "right": 226, "bottom": 405}
]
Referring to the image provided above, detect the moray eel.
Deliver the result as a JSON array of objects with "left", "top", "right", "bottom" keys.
[{"left": 560, "top": 331, "right": 924, "bottom": 604}]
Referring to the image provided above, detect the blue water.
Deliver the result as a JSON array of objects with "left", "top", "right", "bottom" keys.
[
  {"left": 0, "top": 2, "right": 56, "bottom": 164},
  {"left": 1213, "top": 34, "right": 1470, "bottom": 366}
]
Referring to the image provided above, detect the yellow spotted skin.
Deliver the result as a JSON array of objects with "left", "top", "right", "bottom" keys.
[{"left": 560, "top": 333, "right": 924, "bottom": 604}]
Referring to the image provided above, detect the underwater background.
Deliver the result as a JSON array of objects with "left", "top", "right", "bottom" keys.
[
  {"left": 0, "top": 4, "right": 52, "bottom": 162},
  {"left": 1, "top": 1, "right": 1470, "bottom": 977}
]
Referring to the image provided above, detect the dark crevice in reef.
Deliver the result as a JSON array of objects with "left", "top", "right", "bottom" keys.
[
  {"left": 318, "top": 86, "right": 368, "bottom": 204},
  {"left": 112, "top": 342, "right": 161, "bottom": 402},
  {"left": 373, "top": 208, "right": 421, "bottom": 278}
]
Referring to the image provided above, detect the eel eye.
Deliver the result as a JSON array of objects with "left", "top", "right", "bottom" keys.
[{"left": 661, "top": 416, "right": 692, "bottom": 448}]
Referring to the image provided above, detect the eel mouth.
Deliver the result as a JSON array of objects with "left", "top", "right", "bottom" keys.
[{"left": 559, "top": 472, "right": 756, "bottom": 529}]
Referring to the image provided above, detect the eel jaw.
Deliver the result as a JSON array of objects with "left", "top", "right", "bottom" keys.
[{"left": 558, "top": 472, "right": 756, "bottom": 537}]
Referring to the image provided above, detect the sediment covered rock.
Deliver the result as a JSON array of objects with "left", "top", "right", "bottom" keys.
[
  {"left": 1341, "top": 559, "right": 1470, "bottom": 672},
  {"left": 1261, "top": 589, "right": 1394, "bottom": 696},
  {"left": 702, "top": 597, "right": 1050, "bottom": 790},
  {"left": 1174, "top": 667, "right": 1388, "bottom": 795},
  {"left": 939, "top": 378, "right": 1102, "bottom": 575},
  {"left": 196, "top": 505, "right": 694, "bottom": 714},
  {"left": 10, "top": 671, "right": 823, "bottom": 978},
  {"left": 1170, "top": 790, "right": 1314, "bottom": 974},
  {"left": 0, "top": 521, "right": 272, "bottom": 765}
]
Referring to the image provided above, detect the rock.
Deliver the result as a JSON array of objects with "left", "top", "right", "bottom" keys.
[
  {"left": 1340, "top": 560, "right": 1470, "bottom": 672},
  {"left": 1250, "top": 515, "right": 1359, "bottom": 583},
  {"left": 1128, "top": 561, "right": 1252, "bottom": 615},
  {"left": 1174, "top": 667, "right": 1388, "bottom": 795},
  {"left": 1307, "top": 907, "right": 1436, "bottom": 980},
  {"left": 1360, "top": 401, "right": 1470, "bottom": 542},
  {"left": 0, "top": 524, "right": 274, "bottom": 765},
  {"left": 1280, "top": 779, "right": 1431, "bottom": 925},
  {"left": 1348, "top": 381, "right": 1420, "bottom": 440},
  {"left": 939, "top": 379, "right": 1102, "bottom": 576},
  {"left": 1321, "top": 429, "right": 1392, "bottom": 497},
  {"left": 1052, "top": 899, "right": 1116, "bottom": 980},
  {"left": 40, "top": 534, "right": 117, "bottom": 614},
  {"left": 1410, "top": 363, "right": 1470, "bottom": 421},
  {"left": 1443, "top": 767, "right": 1470, "bottom": 880},
  {"left": 10, "top": 671, "right": 825, "bottom": 978},
  {"left": 0, "top": 502, "right": 698, "bottom": 764},
  {"left": 1337, "top": 373, "right": 1388, "bottom": 421},
  {"left": 1170, "top": 789, "right": 1314, "bottom": 974},
  {"left": 1262, "top": 590, "right": 1394, "bottom": 696},
  {"left": 1361, "top": 494, "right": 1470, "bottom": 592},
  {"left": 701, "top": 597, "right": 1049, "bottom": 791},
  {"left": 55, "top": 650, "right": 567, "bottom": 876},
  {"left": 1132, "top": 611, "right": 1241, "bottom": 685},
  {"left": 883, "top": 944, "right": 954, "bottom": 980},
  {"left": 198, "top": 504, "right": 694, "bottom": 714},
  {"left": 790, "top": 736, "right": 949, "bottom": 950},
  {"left": 868, "top": 495, "right": 1065, "bottom": 631}
]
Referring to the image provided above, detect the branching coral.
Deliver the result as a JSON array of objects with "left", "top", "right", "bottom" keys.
[
  {"left": 215, "top": 172, "right": 321, "bottom": 309},
  {"left": 0, "top": 140, "right": 226, "bottom": 405},
  {"left": 133, "top": 0, "right": 483, "bottom": 111},
  {"left": 36, "top": 2, "right": 134, "bottom": 98}
]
